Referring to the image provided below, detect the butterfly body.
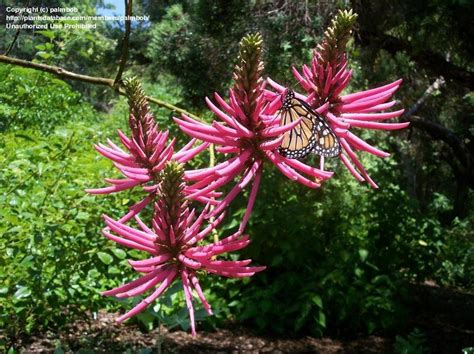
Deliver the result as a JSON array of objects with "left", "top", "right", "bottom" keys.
[{"left": 278, "top": 90, "right": 340, "bottom": 159}]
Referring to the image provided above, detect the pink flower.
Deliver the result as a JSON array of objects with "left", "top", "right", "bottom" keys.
[
  {"left": 101, "top": 164, "right": 264, "bottom": 335},
  {"left": 175, "top": 88, "right": 333, "bottom": 230},
  {"left": 175, "top": 34, "right": 333, "bottom": 231},
  {"left": 268, "top": 50, "right": 409, "bottom": 188},
  {"left": 86, "top": 81, "right": 211, "bottom": 222}
]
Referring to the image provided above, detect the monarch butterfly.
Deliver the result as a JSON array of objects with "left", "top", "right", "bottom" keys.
[{"left": 278, "top": 89, "right": 340, "bottom": 159}]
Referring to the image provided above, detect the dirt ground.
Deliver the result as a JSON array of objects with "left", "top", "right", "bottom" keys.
[{"left": 12, "top": 283, "right": 474, "bottom": 353}]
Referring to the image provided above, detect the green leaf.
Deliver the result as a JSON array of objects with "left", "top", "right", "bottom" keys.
[
  {"left": 97, "top": 252, "right": 113, "bottom": 265},
  {"left": 14, "top": 286, "right": 31, "bottom": 299},
  {"left": 111, "top": 248, "right": 127, "bottom": 259},
  {"left": 359, "top": 249, "right": 369, "bottom": 262},
  {"left": 37, "top": 30, "right": 55, "bottom": 40},
  {"left": 311, "top": 295, "right": 323, "bottom": 309}
]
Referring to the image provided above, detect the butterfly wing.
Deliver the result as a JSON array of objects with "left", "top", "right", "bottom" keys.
[
  {"left": 311, "top": 112, "right": 341, "bottom": 158},
  {"left": 278, "top": 97, "right": 318, "bottom": 159}
]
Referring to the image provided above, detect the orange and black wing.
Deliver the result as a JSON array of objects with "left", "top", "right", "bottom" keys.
[
  {"left": 311, "top": 111, "right": 341, "bottom": 158},
  {"left": 278, "top": 96, "right": 318, "bottom": 159}
]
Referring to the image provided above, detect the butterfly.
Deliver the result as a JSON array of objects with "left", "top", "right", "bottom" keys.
[{"left": 278, "top": 89, "right": 340, "bottom": 159}]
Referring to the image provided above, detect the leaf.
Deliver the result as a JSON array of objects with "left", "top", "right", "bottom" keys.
[
  {"left": 97, "top": 252, "right": 113, "bottom": 265},
  {"left": 14, "top": 286, "right": 31, "bottom": 299},
  {"left": 111, "top": 248, "right": 127, "bottom": 259},
  {"left": 37, "top": 30, "right": 55, "bottom": 40},
  {"left": 311, "top": 295, "right": 323, "bottom": 309},
  {"left": 359, "top": 249, "right": 369, "bottom": 262}
]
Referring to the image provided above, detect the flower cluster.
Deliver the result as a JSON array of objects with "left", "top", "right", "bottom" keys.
[
  {"left": 102, "top": 162, "right": 264, "bottom": 335},
  {"left": 86, "top": 78, "right": 214, "bottom": 223},
  {"left": 269, "top": 10, "right": 409, "bottom": 187},
  {"left": 175, "top": 34, "right": 333, "bottom": 231},
  {"left": 88, "top": 10, "right": 408, "bottom": 335},
  {"left": 88, "top": 78, "right": 264, "bottom": 334}
]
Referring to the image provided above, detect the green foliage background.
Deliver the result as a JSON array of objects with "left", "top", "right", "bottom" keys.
[{"left": 0, "top": 0, "right": 472, "bottom": 349}]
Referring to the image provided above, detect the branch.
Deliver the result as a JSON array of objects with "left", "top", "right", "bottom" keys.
[
  {"left": 4, "top": 0, "right": 32, "bottom": 56},
  {"left": 359, "top": 31, "right": 474, "bottom": 89},
  {"left": 404, "top": 76, "right": 445, "bottom": 117},
  {"left": 114, "top": 0, "right": 133, "bottom": 85},
  {"left": 401, "top": 77, "right": 472, "bottom": 184},
  {"left": 0, "top": 54, "right": 201, "bottom": 120}
]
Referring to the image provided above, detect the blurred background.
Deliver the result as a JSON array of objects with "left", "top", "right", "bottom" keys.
[{"left": 0, "top": 0, "right": 473, "bottom": 352}]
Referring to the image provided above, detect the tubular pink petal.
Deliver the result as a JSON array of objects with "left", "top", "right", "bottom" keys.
[
  {"left": 134, "top": 215, "right": 153, "bottom": 234},
  {"left": 187, "top": 167, "right": 245, "bottom": 200},
  {"left": 228, "top": 90, "right": 247, "bottom": 123},
  {"left": 174, "top": 142, "right": 210, "bottom": 163},
  {"left": 340, "top": 109, "right": 405, "bottom": 121},
  {"left": 292, "top": 67, "right": 312, "bottom": 91},
  {"left": 116, "top": 267, "right": 171, "bottom": 298},
  {"left": 340, "top": 139, "right": 378, "bottom": 188},
  {"left": 178, "top": 254, "right": 202, "bottom": 270},
  {"left": 174, "top": 117, "right": 221, "bottom": 136},
  {"left": 261, "top": 117, "right": 303, "bottom": 137},
  {"left": 94, "top": 145, "right": 135, "bottom": 165},
  {"left": 353, "top": 86, "right": 399, "bottom": 104},
  {"left": 200, "top": 259, "right": 253, "bottom": 267},
  {"left": 178, "top": 125, "right": 240, "bottom": 146},
  {"left": 129, "top": 255, "right": 172, "bottom": 267},
  {"left": 325, "top": 112, "right": 350, "bottom": 129},
  {"left": 216, "top": 146, "right": 240, "bottom": 154},
  {"left": 205, "top": 97, "right": 241, "bottom": 129},
  {"left": 116, "top": 268, "right": 177, "bottom": 323},
  {"left": 239, "top": 167, "right": 262, "bottom": 232},
  {"left": 340, "top": 79, "right": 402, "bottom": 103},
  {"left": 103, "top": 268, "right": 161, "bottom": 296},
  {"left": 339, "top": 91, "right": 394, "bottom": 112},
  {"left": 113, "top": 164, "right": 150, "bottom": 175},
  {"left": 340, "top": 153, "right": 365, "bottom": 181},
  {"left": 282, "top": 156, "right": 333, "bottom": 179},
  {"left": 342, "top": 119, "right": 410, "bottom": 130},
  {"left": 103, "top": 215, "right": 156, "bottom": 242},
  {"left": 314, "top": 102, "right": 330, "bottom": 114},
  {"left": 186, "top": 211, "right": 227, "bottom": 245},
  {"left": 259, "top": 135, "right": 285, "bottom": 150},
  {"left": 117, "top": 195, "right": 154, "bottom": 224},
  {"left": 97, "top": 143, "right": 132, "bottom": 159},
  {"left": 345, "top": 131, "right": 390, "bottom": 158},
  {"left": 323, "top": 65, "right": 333, "bottom": 96},
  {"left": 129, "top": 139, "right": 148, "bottom": 160},
  {"left": 119, "top": 169, "right": 151, "bottom": 182},
  {"left": 266, "top": 77, "right": 286, "bottom": 93},
  {"left": 85, "top": 179, "right": 141, "bottom": 194},
  {"left": 180, "top": 271, "right": 196, "bottom": 336},
  {"left": 209, "top": 162, "right": 259, "bottom": 218},
  {"left": 177, "top": 138, "right": 197, "bottom": 153},
  {"left": 212, "top": 121, "right": 241, "bottom": 137},
  {"left": 107, "top": 139, "right": 126, "bottom": 154},
  {"left": 357, "top": 101, "right": 397, "bottom": 113},
  {"left": 332, "top": 69, "right": 353, "bottom": 97},
  {"left": 190, "top": 274, "right": 212, "bottom": 315},
  {"left": 263, "top": 94, "right": 283, "bottom": 115},
  {"left": 215, "top": 149, "right": 252, "bottom": 177},
  {"left": 102, "top": 230, "right": 158, "bottom": 255},
  {"left": 214, "top": 92, "right": 236, "bottom": 116},
  {"left": 117, "top": 129, "right": 131, "bottom": 149}
]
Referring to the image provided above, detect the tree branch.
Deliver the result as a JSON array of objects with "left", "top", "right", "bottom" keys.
[
  {"left": 404, "top": 76, "right": 445, "bottom": 117},
  {"left": 401, "top": 77, "right": 472, "bottom": 185},
  {"left": 114, "top": 0, "right": 133, "bottom": 86},
  {"left": 0, "top": 54, "right": 201, "bottom": 120},
  {"left": 4, "top": 0, "right": 31, "bottom": 56},
  {"left": 359, "top": 31, "right": 474, "bottom": 89}
]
